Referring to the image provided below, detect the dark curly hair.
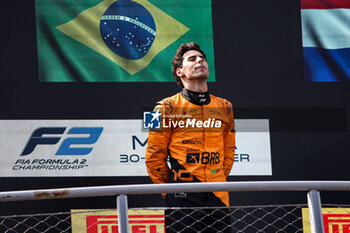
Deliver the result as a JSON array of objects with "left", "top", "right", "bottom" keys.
[{"left": 171, "top": 42, "right": 206, "bottom": 89}]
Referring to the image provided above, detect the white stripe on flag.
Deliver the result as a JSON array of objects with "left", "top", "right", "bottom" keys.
[{"left": 301, "top": 8, "right": 350, "bottom": 49}]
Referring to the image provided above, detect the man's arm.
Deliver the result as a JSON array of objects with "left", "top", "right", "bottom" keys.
[
  {"left": 145, "top": 104, "right": 171, "bottom": 184},
  {"left": 223, "top": 102, "right": 236, "bottom": 177}
]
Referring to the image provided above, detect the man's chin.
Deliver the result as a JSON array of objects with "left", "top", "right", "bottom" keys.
[
  {"left": 190, "top": 73, "right": 209, "bottom": 80},
  {"left": 196, "top": 75, "right": 209, "bottom": 81}
]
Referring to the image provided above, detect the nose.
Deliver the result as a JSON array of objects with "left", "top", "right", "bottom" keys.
[{"left": 197, "top": 56, "right": 204, "bottom": 63}]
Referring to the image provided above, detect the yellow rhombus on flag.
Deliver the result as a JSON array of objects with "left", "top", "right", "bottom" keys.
[{"left": 56, "top": 0, "right": 189, "bottom": 75}]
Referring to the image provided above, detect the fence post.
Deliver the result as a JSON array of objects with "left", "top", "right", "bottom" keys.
[
  {"left": 117, "top": 194, "right": 129, "bottom": 233},
  {"left": 307, "top": 190, "right": 325, "bottom": 233}
]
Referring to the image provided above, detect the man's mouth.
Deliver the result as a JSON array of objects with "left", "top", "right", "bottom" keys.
[{"left": 195, "top": 66, "right": 206, "bottom": 71}]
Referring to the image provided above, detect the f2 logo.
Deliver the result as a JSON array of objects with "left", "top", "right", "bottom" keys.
[{"left": 21, "top": 127, "right": 103, "bottom": 156}]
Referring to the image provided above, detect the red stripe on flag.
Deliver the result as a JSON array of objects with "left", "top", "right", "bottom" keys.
[{"left": 301, "top": 0, "right": 350, "bottom": 9}]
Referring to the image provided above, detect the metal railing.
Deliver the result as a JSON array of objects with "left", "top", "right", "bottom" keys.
[{"left": 1, "top": 181, "right": 350, "bottom": 233}]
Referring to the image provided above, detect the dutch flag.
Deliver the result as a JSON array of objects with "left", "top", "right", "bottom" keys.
[{"left": 301, "top": 0, "right": 350, "bottom": 81}]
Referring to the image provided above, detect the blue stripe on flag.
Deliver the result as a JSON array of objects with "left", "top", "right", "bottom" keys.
[{"left": 303, "top": 47, "right": 350, "bottom": 82}]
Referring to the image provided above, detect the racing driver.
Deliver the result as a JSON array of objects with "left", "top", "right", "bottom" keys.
[{"left": 145, "top": 42, "right": 235, "bottom": 233}]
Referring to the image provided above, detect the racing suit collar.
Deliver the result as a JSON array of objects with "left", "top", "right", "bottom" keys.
[{"left": 181, "top": 88, "right": 211, "bottom": 106}]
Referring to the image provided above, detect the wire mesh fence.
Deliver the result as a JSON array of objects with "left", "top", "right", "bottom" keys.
[
  {"left": 164, "top": 205, "right": 304, "bottom": 233},
  {"left": 0, "top": 212, "right": 71, "bottom": 233},
  {"left": 0, "top": 204, "right": 307, "bottom": 233}
]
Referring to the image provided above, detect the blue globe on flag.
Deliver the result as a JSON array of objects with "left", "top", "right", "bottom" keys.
[{"left": 100, "top": 0, "right": 156, "bottom": 60}]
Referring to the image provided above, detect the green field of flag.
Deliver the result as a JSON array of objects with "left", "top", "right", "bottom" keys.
[{"left": 35, "top": 0, "right": 215, "bottom": 82}]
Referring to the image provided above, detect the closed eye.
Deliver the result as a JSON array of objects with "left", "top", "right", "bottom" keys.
[{"left": 187, "top": 55, "right": 206, "bottom": 61}]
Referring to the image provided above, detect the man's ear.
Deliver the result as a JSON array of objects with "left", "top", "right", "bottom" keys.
[{"left": 176, "top": 67, "right": 183, "bottom": 77}]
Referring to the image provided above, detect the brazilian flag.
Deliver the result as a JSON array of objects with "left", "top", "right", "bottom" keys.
[{"left": 35, "top": 0, "right": 215, "bottom": 82}]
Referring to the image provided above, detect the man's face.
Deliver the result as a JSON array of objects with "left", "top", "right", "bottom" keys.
[{"left": 176, "top": 50, "right": 209, "bottom": 81}]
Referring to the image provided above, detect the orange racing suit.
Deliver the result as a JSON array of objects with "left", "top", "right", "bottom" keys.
[{"left": 145, "top": 89, "right": 235, "bottom": 207}]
